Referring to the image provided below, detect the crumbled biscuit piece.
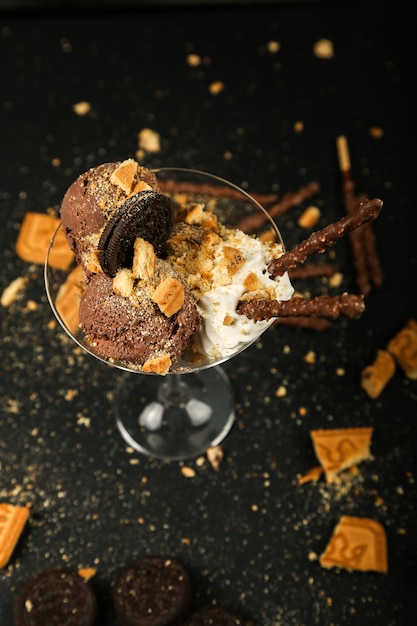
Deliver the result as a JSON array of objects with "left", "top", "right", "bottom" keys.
[
  {"left": 361, "top": 349, "right": 396, "bottom": 398},
  {"left": 55, "top": 264, "right": 84, "bottom": 335},
  {"left": 132, "top": 237, "right": 156, "bottom": 280},
  {"left": 207, "top": 445, "right": 224, "bottom": 471},
  {"left": 298, "top": 206, "right": 321, "bottom": 229},
  {"left": 110, "top": 159, "right": 137, "bottom": 194},
  {"left": 142, "top": 354, "right": 171, "bottom": 375},
  {"left": 152, "top": 277, "right": 185, "bottom": 317},
  {"left": 319, "top": 515, "right": 388, "bottom": 573},
  {"left": 223, "top": 246, "right": 245, "bottom": 277},
  {"left": 113, "top": 268, "right": 134, "bottom": 298},
  {"left": 298, "top": 465, "right": 323, "bottom": 485},
  {"left": 16, "top": 212, "right": 74, "bottom": 270},
  {"left": 243, "top": 271, "right": 264, "bottom": 292},
  {"left": 313, "top": 38, "right": 334, "bottom": 59},
  {"left": 387, "top": 319, "right": 417, "bottom": 379},
  {"left": 209, "top": 81, "right": 224, "bottom": 95},
  {"left": 0, "top": 502, "right": 30, "bottom": 568},
  {"left": 131, "top": 180, "right": 152, "bottom": 195},
  {"left": 72, "top": 101, "right": 91, "bottom": 116},
  {"left": 1, "top": 276, "right": 27, "bottom": 307},
  {"left": 138, "top": 128, "right": 161, "bottom": 153},
  {"left": 310, "top": 427, "right": 373, "bottom": 483},
  {"left": 77, "top": 567, "right": 97, "bottom": 581}
]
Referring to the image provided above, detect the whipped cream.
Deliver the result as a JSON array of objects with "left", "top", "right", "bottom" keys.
[{"left": 196, "top": 230, "right": 294, "bottom": 359}]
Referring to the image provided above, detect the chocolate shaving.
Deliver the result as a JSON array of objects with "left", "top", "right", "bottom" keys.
[
  {"left": 238, "top": 293, "right": 365, "bottom": 321},
  {"left": 267, "top": 197, "right": 383, "bottom": 278},
  {"left": 236, "top": 181, "right": 320, "bottom": 233}
]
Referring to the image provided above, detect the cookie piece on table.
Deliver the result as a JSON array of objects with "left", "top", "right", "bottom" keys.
[
  {"left": 14, "top": 568, "right": 97, "bottom": 626},
  {"left": 16, "top": 212, "right": 74, "bottom": 270},
  {"left": 182, "top": 603, "right": 246, "bottom": 625},
  {"left": 310, "top": 427, "right": 373, "bottom": 483},
  {"left": 113, "top": 555, "right": 191, "bottom": 626},
  {"left": 0, "top": 502, "right": 30, "bottom": 568},
  {"left": 319, "top": 515, "right": 388, "bottom": 573}
]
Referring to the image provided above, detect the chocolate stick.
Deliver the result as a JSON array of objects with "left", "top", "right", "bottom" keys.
[
  {"left": 336, "top": 135, "right": 384, "bottom": 293},
  {"left": 236, "top": 182, "right": 320, "bottom": 233},
  {"left": 238, "top": 293, "right": 365, "bottom": 321},
  {"left": 289, "top": 262, "right": 337, "bottom": 280},
  {"left": 267, "top": 197, "right": 383, "bottom": 278}
]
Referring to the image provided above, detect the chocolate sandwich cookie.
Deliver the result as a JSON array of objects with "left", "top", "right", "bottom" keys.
[
  {"left": 113, "top": 555, "right": 192, "bottom": 626},
  {"left": 14, "top": 568, "right": 97, "bottom": 626},
  {"left": 98, "top": 190, "right": 176, "bottom": 277},
  {"left": 182, "top": 603, "right": 246, "bottom": 625}
]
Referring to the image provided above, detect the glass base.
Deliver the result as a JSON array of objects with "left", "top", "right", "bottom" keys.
[{"left": 114, "top": 366, "right": 235, "bottom": 461}]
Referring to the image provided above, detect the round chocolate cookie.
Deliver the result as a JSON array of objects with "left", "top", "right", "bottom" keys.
[
  {"left": 113, "top": 555, "right": 192, "bottom": 626},
  {"left": 14, "top": 568, "right": 97, "bottom": 626},
  {"left": 182, "top": 603, "right": 246, "bottom": 625}
]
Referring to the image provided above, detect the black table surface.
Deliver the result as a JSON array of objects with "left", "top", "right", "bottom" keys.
[{"left": 1, "top": 2, "right": 416, "bottom": 624}]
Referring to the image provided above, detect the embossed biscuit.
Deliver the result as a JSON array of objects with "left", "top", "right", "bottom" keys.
[
  {"left": 55, "top": 264, "right": 84, "bottom": 335},
  {"left": 310, "top": 427, "right": 373, "bottom": 483},
  {"left": 0, "top": 502, "right": 30, "bottom": 568},
  {"left": 16, "top": 213, "right": 74, "bottom": 270},
  {"left": 152, "top": 277, "right": 185, "bottom": 317},
  {"left": 387, "top": 319, "right": 417, "bottom": 379},
  {"left": 319, "top": 515, "right": 388, "bottom": 573},
  {"left": 361, "top": 349, "right": 396, "bottom": 398}
]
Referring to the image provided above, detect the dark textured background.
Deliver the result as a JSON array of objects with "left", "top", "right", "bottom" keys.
[{"left": 1, "top": 2, "right": 416, "bottom": 624}]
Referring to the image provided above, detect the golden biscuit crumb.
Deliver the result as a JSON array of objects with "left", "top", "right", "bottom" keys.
[{"left": 361, "top": 349, "right": 396, "bottom": 398}]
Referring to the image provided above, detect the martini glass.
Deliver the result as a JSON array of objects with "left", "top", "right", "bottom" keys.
[{"left": 44, "top": 168, "right": 285, "bottom": 461}]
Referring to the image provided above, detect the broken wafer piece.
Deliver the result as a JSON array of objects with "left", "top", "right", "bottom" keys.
[
  {"left": 267, "top": 197, "right": 383, "bottom": 277},
  {"left": 16, "top": 212, "right": 74, "bottom": 270},
  {"left": 387, "top": 319, "right": 417, "bottom": 379},
  {"left": 310, "top": 427, "right": 373, "bottom": 483},
  {"left": 55, "top": 264, "right": 84, "bottom": 335},
  {"left": 238, "top": 293, "right": 365, "bottom": 322},
  {"left": 319, "top": 515, "right": 388, "bottom": 573},
  {"left": 361, "top": 349, "right": 396, "bottom": 398},
  {"left": 0, "top": 502, "right": 30, "bottom": 568}
]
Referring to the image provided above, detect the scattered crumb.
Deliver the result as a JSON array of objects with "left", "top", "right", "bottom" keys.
[
  {"left": 369, "top": 126, "right": 384, "bottom": 138},
  {"left": 209, "top": 81, "right": 224, "bottom": 95},
  {"left": 138, "top": 128, "right": 161, "bottom": 153},
  {"left": 313, "top": 38, "right": 334, "bottom": 59},
  {"left": 78, "top": 567, "right": 97, "bottom": 581},
  {"left": 266, "top": 40, "right": 280, "bottom": 53},
  {"left": 1, "top": 276, "right": 27, "bottom": 307},
  {"left": 72, "top": 101, "right": 91, "bottom": 116},
  {"left": 206, "top": 445, "right": 224, "bottom": 471},
  {"left": 304, "top": 350, "right": 316, "bottom": 364},
  {"left": 186, "top": 53, "right": 201, "bottom": 66},
  {"left": 181, "top": 466, "right": 196, "bottom": 478}
]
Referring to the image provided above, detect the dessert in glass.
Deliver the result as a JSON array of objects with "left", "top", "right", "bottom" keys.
[{"left": 44, "top": 161, "right": 293, "bottom": 461}]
